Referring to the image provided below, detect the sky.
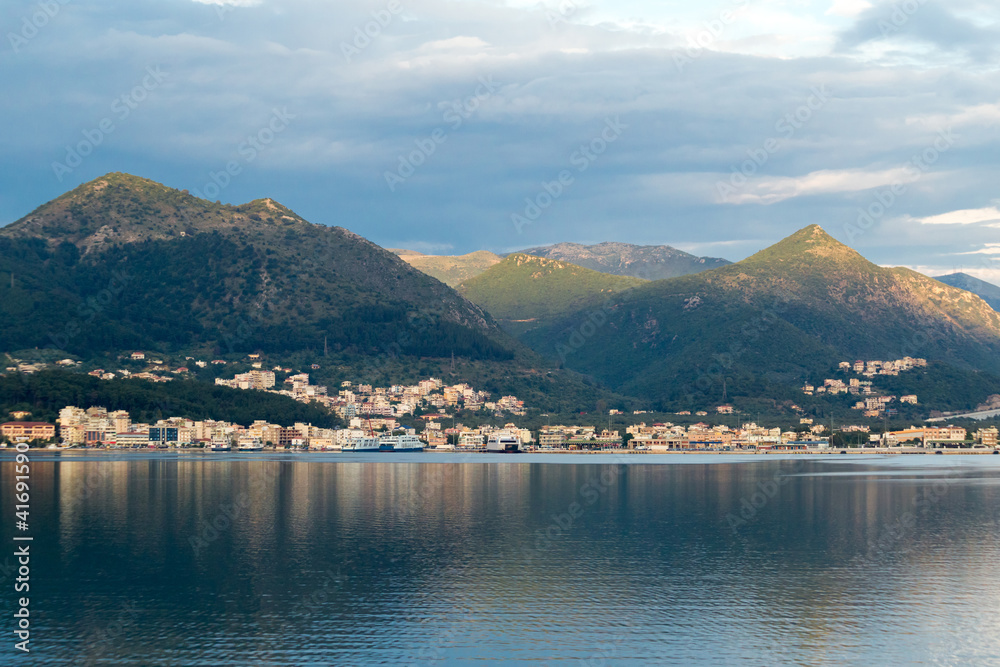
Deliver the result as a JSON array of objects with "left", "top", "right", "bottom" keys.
[{"left": 1, "top": 0, "right": 999, "bottom": 283}]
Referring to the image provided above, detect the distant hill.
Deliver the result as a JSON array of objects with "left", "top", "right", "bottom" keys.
[
  {"left": 0, "top": 173, "right": 627, "bottom": 412},
  {"left": 392, "top": 249, "right": 502, "bottom": 287},
  {"left": 935, "top": 273, "right": 1000, "bottom": 312},
  {"left": 458, "top": 254, "right": 645, "bottom": 335},
  {"left": 519, "top": 225, "right": 1000, "bottom": 412},
  {"left": 514, "top": 241, "right": 730, "bottom": 280}
]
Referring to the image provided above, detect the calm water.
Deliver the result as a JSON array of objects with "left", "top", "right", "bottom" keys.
[{"left": 3, "top": 452, "right": 1000, "bottom": 665}]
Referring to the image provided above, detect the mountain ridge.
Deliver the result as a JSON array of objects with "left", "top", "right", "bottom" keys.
[
  {"left": 0, "top": 173, "right": 631, "bottom": 413},
  {"left": 513, "top": 240, "right": 731, "bottom": 280},
  {"left": 935, "top": 272, "right": 1000, "bottom": 312},
  {"left": 517, "top": 224, "right": 1000, "bottom": 410}
]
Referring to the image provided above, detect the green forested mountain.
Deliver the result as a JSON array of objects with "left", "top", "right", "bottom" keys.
[
  {"left": 458, "top": 254, "right": 646, "bottom": 335},
  {"left": 0, "top": 173, "right": 623, "bottom": 412},
  {"left": 518, "top": 225, "right": 1000, "bottom": 411},
  {"left": 0, "top": 173, "right": 513, "bottom": 360}
]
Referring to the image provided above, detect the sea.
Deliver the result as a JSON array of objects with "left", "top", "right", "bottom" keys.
[{"left": 2, "top": 451, "right": 1000, "bottom": 665}]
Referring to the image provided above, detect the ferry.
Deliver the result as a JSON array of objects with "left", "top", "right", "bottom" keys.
[
  {"left": 486, "top": 434, "right": 521, "bottom": 453},
  {"left": 378, "top": 435, "right": 425, "bottom": 452},
  {"left": 237, "top": 437, "right": 264, "bottom": 452},
  {"left": 208, "top": 439, "right": 232, "bottom": 452},
  {"left": 343, "top": 436, "right": 380, "bottom": 452}
]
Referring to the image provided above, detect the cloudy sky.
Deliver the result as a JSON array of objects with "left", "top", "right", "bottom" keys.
[{"left": 1, "top": 0, "right": 998, "bottom": 282}]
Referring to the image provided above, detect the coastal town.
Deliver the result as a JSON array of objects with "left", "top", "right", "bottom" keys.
[
  {"left": 3, "top": 352, "right": 998, "bottom": 452},
  {"left": 802, "top": 357, "right": 927, "bottom": 417},
  {"left": 2, "top": 406, "right": 997, "bottom": 453}
]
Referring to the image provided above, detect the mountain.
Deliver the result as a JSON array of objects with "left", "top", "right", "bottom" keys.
[
  {"left": 392, "top": 249, "right": 502, "bottom": 287},
  {"left": 935, "top": 273, "right": 1000, "bottom": 312},
  {"left": 519, "top": 225, "right": 1000, "bottom": 412},
  {"left": 458, "top": 254, "right": 646, "bottom": 335},
  {"left": 0, "top": 173, "right": 513, "bottom": 361},
  {"left": 514, "top": 241, "right": 730, "bottom": 280},
  {"left": 0, "top": 173, "right": 625, "bottom": 412}
]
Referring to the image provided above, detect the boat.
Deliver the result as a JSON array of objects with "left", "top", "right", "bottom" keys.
[
  {"left": 208, "top": 439, "right": 232, "bottom": 452},
  {"left": 486, "top": 434, "right": 521, "bottom": 453},
  {"left": 393, "top": 435, "right": 424, "bottom": 452},
  {"left": 377, "top": 434, "right": 425, "bottom": 452},
  {"left": 343, "top": 436, "right": 380, "bottom": 452},
  {"left": 237, "top": 437, "right": 264, "bottom": 452}
]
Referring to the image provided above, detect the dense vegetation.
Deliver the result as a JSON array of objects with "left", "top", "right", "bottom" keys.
[
  {"left": 0, "top": 371, "right": 341, "bottom": 427},
  {"left": 459, "top": 254, "right": 646, "bottom": 336},
  {"left": 516, "top": 226, "right": 1000, "bottom": 410},
  {"left": 0, "top": 173, "right": 517, "bottom": 362},
  {"left": 0, "top": 173, "right": 631, "bottom": 414}
]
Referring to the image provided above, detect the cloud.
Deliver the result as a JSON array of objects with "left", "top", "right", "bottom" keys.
[
  {"left": 959, "top": 243, "right": 1000, "bottom": 256},
  {"left": 836, "top": 1, "right": 1000, "bottom": 63},
  {"left": 722, "top": 167, "right": 924, "bottom": 205},
  {"left": 911, "top": 206, "right": 1000, "bottom": 226},
  {"left": 0, "top": 0, "right": 998, "bottom": 276},
  {"left": 826, "top": 0, "right": 874, "bottom": 19}
]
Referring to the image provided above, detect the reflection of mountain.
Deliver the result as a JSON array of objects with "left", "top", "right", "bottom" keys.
[{"left": 31, "top": 457, "right": 1000, "bottom": 664}]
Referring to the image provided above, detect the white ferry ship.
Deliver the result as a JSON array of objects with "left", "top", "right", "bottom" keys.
[
  {"left": 378, "top": 435, "right": 425, "bottom": 452},
  {"left": 237, "top": 437, "right": 264, "bottom": 452},
  {"left": 486, "top": 434, "right": 521, "bottom": 453},
  {"left": 208, "top": 438, "right": 232, "bottom": 452},
  {"left": 343, "top": 436, "right": 380, "bottom": 452}
]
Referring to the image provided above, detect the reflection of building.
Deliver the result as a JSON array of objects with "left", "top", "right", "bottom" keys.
[{"left": 1, "top": 422, "right": 56, "bottom": 442}]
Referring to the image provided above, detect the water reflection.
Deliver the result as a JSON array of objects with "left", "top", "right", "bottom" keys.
[{"left": 0, "top": 455, "right": 998, "bottom": 664}]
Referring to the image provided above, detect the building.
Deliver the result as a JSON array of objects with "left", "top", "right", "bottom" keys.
[
  {"left": 1, "top": 422, "right": 56, "bottom": 442},
  {"left": 116, "top": 432, "right": 149, "bottom": 448},
  {"left": 976, "top": 427, "right": 998, "bottom": 448},
  {"left": 148, "top": 427, "right": 179, "bottom": 445}
]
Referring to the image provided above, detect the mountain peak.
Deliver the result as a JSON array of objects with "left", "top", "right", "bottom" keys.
[
  {"left": 737, "top": 224, "right": 868, "bottom": 270},
  {"left": 1, "top": 173, "right": 311, "bottom": 254}
]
